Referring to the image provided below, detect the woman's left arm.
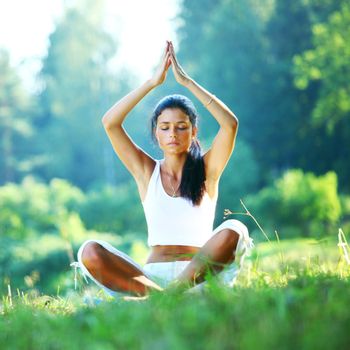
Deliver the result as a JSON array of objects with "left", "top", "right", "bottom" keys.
[{"left": 169, "top": 42, "right": 238, "bottom": 181}]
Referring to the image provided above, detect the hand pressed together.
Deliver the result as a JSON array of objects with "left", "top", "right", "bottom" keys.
[
  {"left": 150, "top": 41, "right": 171, "bottom": 87},
  {"left": 150, "top": 41, "right": 191, "bottom": 87},
  {"left": 169, "top": 41, "right": 191, "bottom": 86}
]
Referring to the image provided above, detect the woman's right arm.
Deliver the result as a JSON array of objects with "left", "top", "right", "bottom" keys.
[{"left": 102, "top": 42, "right": 171, "bottom": 183}]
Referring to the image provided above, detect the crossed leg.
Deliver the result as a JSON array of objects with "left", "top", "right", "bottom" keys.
[
  {"left": 171, "top": 228, "right": 239, "bottom": 287},
  {"left": 80, "top": 227, "right": 239, "bottom": 296},
  {"left": 80, "top": 242, "right": 163, "bottom": 296}
]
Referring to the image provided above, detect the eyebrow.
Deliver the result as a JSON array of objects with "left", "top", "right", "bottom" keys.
[{"left": 158, "top": 121, "right": 189, "bottom": 124}]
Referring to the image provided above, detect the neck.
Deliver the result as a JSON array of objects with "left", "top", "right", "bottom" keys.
[{"left": 161, "top": 154, "right": 187, "bottom": 179}]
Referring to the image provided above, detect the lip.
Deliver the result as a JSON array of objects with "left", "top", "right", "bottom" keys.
[{"left": 167, "top": 141, "right": 180, "bottom": 145}]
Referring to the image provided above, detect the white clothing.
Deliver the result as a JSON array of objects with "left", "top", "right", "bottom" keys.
[
  {"left": 142, "top": 159, "right": 217, "bottom": 247},
  {"left": 76, "top": 219, "right": 253, "bottom": 296}
]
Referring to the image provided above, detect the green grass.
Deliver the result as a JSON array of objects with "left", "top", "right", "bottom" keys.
[{"left": 1, "top": 237, "right": 350, "bottom": 350}]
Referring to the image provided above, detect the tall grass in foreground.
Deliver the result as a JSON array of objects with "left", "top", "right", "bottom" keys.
[
  {"left": 1, "top": 262, "right": 349, "bottom": 349},
  {"left": 1, "top": 205, "right": 350, "bottom": 349}
]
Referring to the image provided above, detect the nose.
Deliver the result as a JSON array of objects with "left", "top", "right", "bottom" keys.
[{"left": 169, "top": 126, "right": 177, "bottom": 138}]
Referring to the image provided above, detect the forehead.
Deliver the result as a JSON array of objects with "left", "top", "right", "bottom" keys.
[{"left": 157, "top": 108, "right": 190, "bottom": 124}]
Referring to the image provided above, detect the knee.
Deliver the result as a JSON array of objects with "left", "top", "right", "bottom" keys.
[
  {"left": 80, "top": 242, "right": 104, "bottom": 270},
  {"left": 224, "top": 219, "right": 249, "bottom": 238},
  {"left": 216, "top": 229, "right": 240, "bottom": 251}
]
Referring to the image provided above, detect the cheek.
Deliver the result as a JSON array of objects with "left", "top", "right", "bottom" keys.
[
  {"left": 155, "top": 130, "right": 165, "bottom": 144},
  {"left": 183, "top": 131, "right": 193, "bottom": 140}
]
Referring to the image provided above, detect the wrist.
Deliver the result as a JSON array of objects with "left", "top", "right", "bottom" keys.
[
  {"left": 145, "top": 78, "right": 158, "bottom": 90},
  {"left": 183, "top": 77, "right": 194, "bottom": 88}
]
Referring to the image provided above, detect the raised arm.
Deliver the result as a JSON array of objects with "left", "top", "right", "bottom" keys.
[
  {"left": 102, "top": 42, "right": 172, "bottom": 184},
  {"left": 168, "top": 42, "right": 238, "bottom": 182}
]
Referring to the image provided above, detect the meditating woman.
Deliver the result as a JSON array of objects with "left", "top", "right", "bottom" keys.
[{"left": 77, "top": 41, "right": 253, "bottom": 297}]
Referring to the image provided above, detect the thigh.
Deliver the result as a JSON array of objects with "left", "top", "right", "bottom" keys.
[
  {"left": 79, "top": 239, "right": 146, "bottom": 269},
  {"left": 77, "top": 239, "right": 153, "bottom": 295}
]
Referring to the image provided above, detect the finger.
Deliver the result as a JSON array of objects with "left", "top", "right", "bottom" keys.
[
  {"left": 163, "top": 52, "right": 171, "bottom": 69},
  {"left": 170, "top": 53, "right": 178, "bottom": 68},
  {"left": 169, "top": 50, "right": 180, "bottom": 70},
  {"left": 162, "top": 41, "right": 170, "bottom": 59},
  {"left": 170, "top": 55, "right": 178, "bottom": 73},
  {"left": 170, "top": 43, "right": 179, "bottom": 65},
  {"left": 166, "top": 56, "right": 172, "bottom": 70}
]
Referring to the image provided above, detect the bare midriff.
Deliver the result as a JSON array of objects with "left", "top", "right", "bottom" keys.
[{"left": 146, "top": 245, "right": 200, "bottom": 263}]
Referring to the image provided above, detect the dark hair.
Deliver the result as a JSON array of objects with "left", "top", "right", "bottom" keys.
[{"left": 151, "top": 94, "right": 206, "bottom": 206}]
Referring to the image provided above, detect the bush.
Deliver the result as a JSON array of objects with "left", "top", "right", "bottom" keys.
[
  {"left": 245, "top": 170, "right": 341, "bottom": 239},
  {"left": 0, "top": 177, "right": 85, "bottom": 239},
  {"left": 339, "top": 194, "right": 350, "bottom": 234},
  {"left": 78, "top": 181, "right": 147, "bottom": 237}
]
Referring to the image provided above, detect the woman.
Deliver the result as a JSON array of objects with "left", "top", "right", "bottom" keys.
[{"left": 77, "top": 41, "right": 253, "bottom": 297}]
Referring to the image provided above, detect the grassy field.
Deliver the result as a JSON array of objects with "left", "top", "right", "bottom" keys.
[{"left": 1, "top": 236, "right": 350, "bottom": 350}]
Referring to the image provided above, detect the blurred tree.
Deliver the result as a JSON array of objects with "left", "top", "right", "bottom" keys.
[
  {"left": 176, "top": 0, "right": 349, "bottom": 191},
  {"left": 177, "top": 0, "right": 271, "bottom": 142},
  {"left": 38, "top": 0, "right": 131, "bottom": 188},
  {"left": 294, "top": 4, "right": 350, "bottom": 127},
  {"left": 292, "top": 1, "right": 350, "bottom": 190},
  {"left": 0, "top": 50, "right": 34, "bottom": 184},
  {"left": 262, "top": 0, "right": 346, "bottom": 178}
]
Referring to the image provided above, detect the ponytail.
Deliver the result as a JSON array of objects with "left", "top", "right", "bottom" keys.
[{"left": 180, "top": 139, "right": 206, "bottom": 206}]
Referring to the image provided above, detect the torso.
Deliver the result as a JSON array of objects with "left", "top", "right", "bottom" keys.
[
  {"left": 146, "top": 245, "right": 200, "bottom": 263},
  {"left": 136, "top": 157, "right": 217, "bottom": 263}
]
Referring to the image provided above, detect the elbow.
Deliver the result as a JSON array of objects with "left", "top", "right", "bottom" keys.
[
  {"left": 101, "top": 113, "right": 115, "bottom": 130},
  {"left": 231, "top": 114, "right": 238, "bottom": 129},
  {"left": 226, "top": 112, "right": 238, "bottom": 131}
]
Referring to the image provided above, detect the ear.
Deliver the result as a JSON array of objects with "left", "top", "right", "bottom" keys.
[{"left": 192, "top": 126, "right": 198, "bottom": 139}]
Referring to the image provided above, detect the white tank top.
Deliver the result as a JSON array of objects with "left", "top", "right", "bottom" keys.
[{"left": 142, "top": 159, "right": 218, "bottom": 247}]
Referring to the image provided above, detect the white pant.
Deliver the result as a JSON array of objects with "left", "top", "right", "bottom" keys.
[{"left": 76, "top": 219, "right": 253, "bottom": 297}]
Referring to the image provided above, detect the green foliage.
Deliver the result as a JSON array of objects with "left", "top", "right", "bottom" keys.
[
  {"left": 177, "top": 0, "right": 350, "bottom": 194},
  {"left": 178, "top": 0, "right": 270, "bottom": 140},
  {"left": 0, "top": 176, "right": 149, "bottom": 294},
  {"left": 339, "top": 194, "right": 350, "bottom": 234},
  {"left": 1, "top": 239, "right": 350, "bottom": 350},
  {"left": 294, "top": 2, "right": 350, "bottom": 130},
  {"left": 0, "top": 49, "right": 35, "bottom": 184},
  {"left": 245, "top": 169, "right": 341, "bottom": 238},
  {"left": 78, "top": 181, "right": 146, "bottom": 236},
  {"left": 0, "top": 177, "right": 84, "bottom": 239},
  {"left": 215, "top": 139, "right": 260, "bottom": 226},
  {"left": 0, "top": 231, "right": 125, "bottom": 296}
]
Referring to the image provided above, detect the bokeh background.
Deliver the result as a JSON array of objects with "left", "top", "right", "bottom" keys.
[{"left": 0, "top": 0, "right": 349, "bottom": 295}]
